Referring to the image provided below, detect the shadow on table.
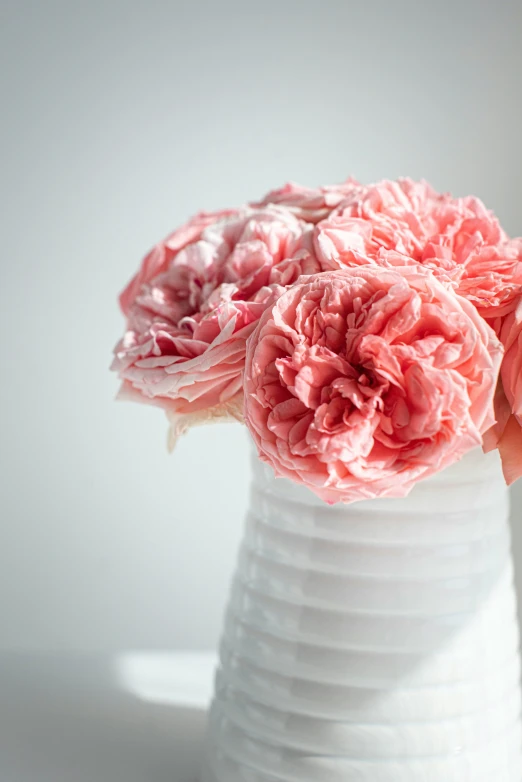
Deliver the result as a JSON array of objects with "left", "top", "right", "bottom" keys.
[{"left": 0, "top": 654, "right": 211, "bottom": 782}]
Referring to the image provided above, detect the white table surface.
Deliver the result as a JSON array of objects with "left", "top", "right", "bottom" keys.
[{"left": 0, "top": 652, "right": 217, "bottom": 782}]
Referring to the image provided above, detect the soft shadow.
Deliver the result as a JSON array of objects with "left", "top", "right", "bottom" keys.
[{"left": 0, "top": 653, "right": 210, "bottom": 782}]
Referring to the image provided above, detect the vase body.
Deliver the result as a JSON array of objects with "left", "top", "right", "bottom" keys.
[{"left": 201, "top": 447, "right": 522, "bottom": 781}]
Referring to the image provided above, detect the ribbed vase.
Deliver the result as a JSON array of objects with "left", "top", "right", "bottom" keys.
[{"left": 201, "top": 447, "right": 522, "bottom": 781}]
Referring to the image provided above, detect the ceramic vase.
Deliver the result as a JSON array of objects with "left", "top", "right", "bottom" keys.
[{"left": 201, "top": 447, "right": 522, "bottom": 781}]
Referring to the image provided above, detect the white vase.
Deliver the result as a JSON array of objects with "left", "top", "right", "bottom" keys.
[{"left": 201, "top": 447, "right": 522, "bottom": 781}]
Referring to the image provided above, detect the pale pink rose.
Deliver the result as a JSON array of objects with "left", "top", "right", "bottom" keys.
[
  {"left": 483, "top": 300, "right": 522, "bottom": 483},
  {"left": 112, "top": 207, "right": 318, "bottom": 439},
  {"left": 252, "top": 178, "right": 361, "bottom": 223},
  {"left": 119, "top": 208, "right": 239, "bottom": 315},
  {"left": 244, "top": 266, "right": 502, "bottom": 504},
  {"left": 314, "top": 178, "right": 522, "bottom": 318}
]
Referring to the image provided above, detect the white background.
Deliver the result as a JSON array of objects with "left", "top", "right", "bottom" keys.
[{"left": 1, "top": 0, "right": 522, "bottom": 652}]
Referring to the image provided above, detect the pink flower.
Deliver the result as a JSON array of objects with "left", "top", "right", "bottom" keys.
[
  {"left": 244, "top": 266, "right": 502, "bottom": 504},
  {"left": 483, "top": 300, "right": 522, "bottom": 484},
  {"left": 314, "top": 178, "right": 522, "bottom": 319},
  {"left": 252, "top": 178, "right": 361, "bottom": 223},
  {"left": 112, "top": 207, "right": 318, "bottom": 440},
  {"left": 119, "top": 208, "right": 239, "bottom": 316}
]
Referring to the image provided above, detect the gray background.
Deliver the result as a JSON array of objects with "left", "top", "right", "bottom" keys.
[{"left": 1, "top": 0, "right": 522, "bottom": 652}]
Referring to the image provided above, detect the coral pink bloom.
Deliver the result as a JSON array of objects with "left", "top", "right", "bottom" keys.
[
  {"left": 244, "top": 266, "right": 502, "bottom": 504},
  {"left": 112, "top": 207, "right": 318, "bottom": 441},
  {"left": 484, "top": 300, "right": 522, "bottom": 483},
  {"left": 314, "top": 178, "right": 522, "bottom": 319}
]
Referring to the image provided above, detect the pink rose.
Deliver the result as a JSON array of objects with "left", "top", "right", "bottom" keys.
[
  {"left": 483, "top": 300, "right": 522, "bottom": 483},
  {"left": 314, "top": 178, "right": 522, "bottom": 319},
  {"left": 119, "top": 208, "right": 239, "bottom": 316},
  {"left": 252, "top": 178, "right": 361, "bottom": 223},
  {"left": 314, "top": 179, "right": 442, "bottom": 265},
  {"left": 112, "top": 207, "right": 318, "bottom": 440},
  {"left": 244, "top": 266, "right": 502, "bottom": 504}
]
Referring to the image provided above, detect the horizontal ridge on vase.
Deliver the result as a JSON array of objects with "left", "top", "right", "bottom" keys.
[{"left": 200, "top": 447, "right": 522, "bottom": 782}]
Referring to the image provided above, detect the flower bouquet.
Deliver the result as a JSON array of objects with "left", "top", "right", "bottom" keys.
[{"left": 112, "top": 179, "right": 522, "bottom": 781}]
